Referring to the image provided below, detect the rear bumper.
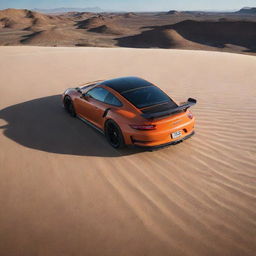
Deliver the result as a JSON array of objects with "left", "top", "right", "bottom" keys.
[
  {"left": 135, "top": 131, "right": 195, "bottom": 150},
  {"left": 126, "top": 117, "right": 195, "bottom": 147}
]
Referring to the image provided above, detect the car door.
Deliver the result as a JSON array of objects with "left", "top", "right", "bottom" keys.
[
  {"left": 76, "top": 87, "right": 109, "bottom": 127},
  {"left": 75, "top": 86, "right": 123, "bottom": 128},
  {"left": 91, "top": 89, "right": 123, "bottom": 128}
]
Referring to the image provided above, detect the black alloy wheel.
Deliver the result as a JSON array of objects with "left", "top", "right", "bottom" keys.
[
  {"left": 64, "top": 96, "right": 76, "bottom": 117},
  {"left": 105, "top": 120, "right": 125, "bottom": 149}
]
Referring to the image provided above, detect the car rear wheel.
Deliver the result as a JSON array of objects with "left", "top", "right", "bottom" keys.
[
  {"left": 105, "top": 120, "right": 125, "bottom": 149},
  {"left": 64, "top": 96, "right": 76, "bottom": 117}
]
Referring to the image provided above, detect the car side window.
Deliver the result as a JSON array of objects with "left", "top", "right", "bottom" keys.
[
  {"left": 104, "top": 92, "right": 122, "bottom": 107},
  {"left": 87, "top": 87, "right": 109, "bottom": 102}
]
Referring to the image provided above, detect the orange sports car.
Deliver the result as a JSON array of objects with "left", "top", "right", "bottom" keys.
[{"left": 62, "top": 77, "right": 196, "bottom": 149}]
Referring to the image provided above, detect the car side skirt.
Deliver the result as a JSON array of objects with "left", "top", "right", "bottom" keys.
[{"left": 77, "top": 115, "right": 104, "bottom": 134}]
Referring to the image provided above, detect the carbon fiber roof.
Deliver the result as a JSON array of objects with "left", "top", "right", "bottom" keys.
[{"left": 99, "top": 76, "right": 154, "bottom": 93}]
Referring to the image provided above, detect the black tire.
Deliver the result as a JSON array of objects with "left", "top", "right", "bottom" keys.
[
  {"left": 105, "top": 120, "right": 125, "bottom": 149},
  {"left": 64, "top": 96, "right": 76, "bottom": 117}
]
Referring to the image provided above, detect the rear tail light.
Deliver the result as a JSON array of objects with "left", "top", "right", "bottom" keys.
[
  {"left": 187, "top": 111, "right": 193, "bottom": 119},
  {"left": 130, "top": 124, "right": 156, "bottom": 130}
]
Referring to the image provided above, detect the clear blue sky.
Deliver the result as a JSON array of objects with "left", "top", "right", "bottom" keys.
[{"left": 0, "top": 0, "right": 255, "bottom": 11}]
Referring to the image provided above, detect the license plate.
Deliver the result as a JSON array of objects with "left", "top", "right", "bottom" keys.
[{"left": 172, "top": 131, "right": 182, "bottom": 139}]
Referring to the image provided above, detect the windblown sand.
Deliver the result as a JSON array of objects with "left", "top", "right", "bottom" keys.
[{"left": 0, "top": 47, "right": 255, "bottom": 256}]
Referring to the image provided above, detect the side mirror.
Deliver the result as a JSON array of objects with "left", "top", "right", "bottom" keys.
[
  {"left": 81, "top": 93, "right": 90, "bottom": 101},
  {"left": 75, "top": 87, "right": 83, "bottom": 94}
]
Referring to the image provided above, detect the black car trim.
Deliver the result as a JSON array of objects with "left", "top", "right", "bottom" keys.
[
  {"left": 102, "top": 108, "right": 111, "bottom": 118},
  {"left": 135, "top": 131, "right": 195, "bottom": 150},
  {"left": 77, "top": 115, "right": 104, "bottom": 134},
  {"left": 141, "top": 98, "right": 197, "bottom": 119}
]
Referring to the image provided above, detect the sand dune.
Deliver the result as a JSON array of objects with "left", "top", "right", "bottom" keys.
[
  {"left": 0, "top": 8, "right": 32, "bottom": 29},
  {"left": 117, "top": 28, "right": 207, "bottom": 49},
  {"left": 77, "top": 15, "right": 112, "bottom": 29},
  {"left": 117, "top": 20, "right": 256, "bottom": 52},
  {"left": 123, "top": 12, "right": 137, "bottom": 18},
  {"left": 0, "top": 8, "right": 64, "bottom": 30},
  {"left": 21, "top": 28, "right": 84, "bottom": 45},
  {"left": 77, "top": 15, "right": 125, "bottom": 35},
  {"left": 89, "top": 24, "right": 125, "bottom": 35},
  {"left": 64, "top": 11, "right": 94, "bottom": 19},
  {"left": 0, "top": 46, "right": 255, "bottom": 256},
  {"left": 171, "top": 20, "right": 256, "bottom": 50}
]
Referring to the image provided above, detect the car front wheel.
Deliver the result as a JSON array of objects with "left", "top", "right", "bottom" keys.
[{"left": 64, "top": 96, "right": 76, "bottom": 117}]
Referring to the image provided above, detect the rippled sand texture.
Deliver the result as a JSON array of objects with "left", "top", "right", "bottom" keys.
[{"left": 0, "top": 47, "right": 255, "bottom": 256}]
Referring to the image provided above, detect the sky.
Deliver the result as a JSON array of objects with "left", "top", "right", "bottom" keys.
[{"left": 0, "top": 0, "right": 255, "bottom": 12}]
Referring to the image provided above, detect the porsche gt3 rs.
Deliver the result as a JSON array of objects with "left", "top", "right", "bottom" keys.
[{"left": 62, "top": 77, "right": 196, "bottom": 149}]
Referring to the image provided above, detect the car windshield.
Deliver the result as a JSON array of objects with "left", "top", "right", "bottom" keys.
[{"left": 122, "top": 86, "right": 172, "bottom": 109}]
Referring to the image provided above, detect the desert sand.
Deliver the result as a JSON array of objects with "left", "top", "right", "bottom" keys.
[{"left": 0, "top": 46, "right": 255, "bottom": 256}]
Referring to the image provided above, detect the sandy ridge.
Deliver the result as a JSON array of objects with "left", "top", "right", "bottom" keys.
[{"left": 0, "top": 46, "right": 255, "bottom": 256}]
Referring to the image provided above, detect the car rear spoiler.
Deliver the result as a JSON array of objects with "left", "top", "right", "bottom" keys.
[{"left": 141, "top": 98, "right": 197, "bottom": 119}]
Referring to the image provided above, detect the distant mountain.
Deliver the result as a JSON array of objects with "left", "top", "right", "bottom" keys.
[
  {"left": 166, "top": 10, "right": 181, "bottom": 15},
  {"left": 32, "top": 7, "right": 104, "bottom": 13},
  {"left": 236, "top": 7, "right": 256, "bottom": 14}
]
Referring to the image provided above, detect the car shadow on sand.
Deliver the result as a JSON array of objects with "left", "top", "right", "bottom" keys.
[{"left": 0, "top": 95, "right": 143, "bottom": 157}]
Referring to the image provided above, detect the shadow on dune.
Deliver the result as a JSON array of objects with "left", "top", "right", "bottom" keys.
[
  {"left": 0, "top": 95, "right": 141, "bottom": 157},
  {"left": 20, "top": 31, "right": 42, "bottom": 43},
  {"left": 116, "top": 20, "right": 256, "bottom": 52}
]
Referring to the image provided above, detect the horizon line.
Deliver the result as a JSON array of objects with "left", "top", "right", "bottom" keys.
[{"left": 0, "top": 6, "right": 251, "bottom": 12}]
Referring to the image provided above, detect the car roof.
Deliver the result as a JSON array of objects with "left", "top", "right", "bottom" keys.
[{"left": 98, "top": 76, "right": 155, "bottom": 94}]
